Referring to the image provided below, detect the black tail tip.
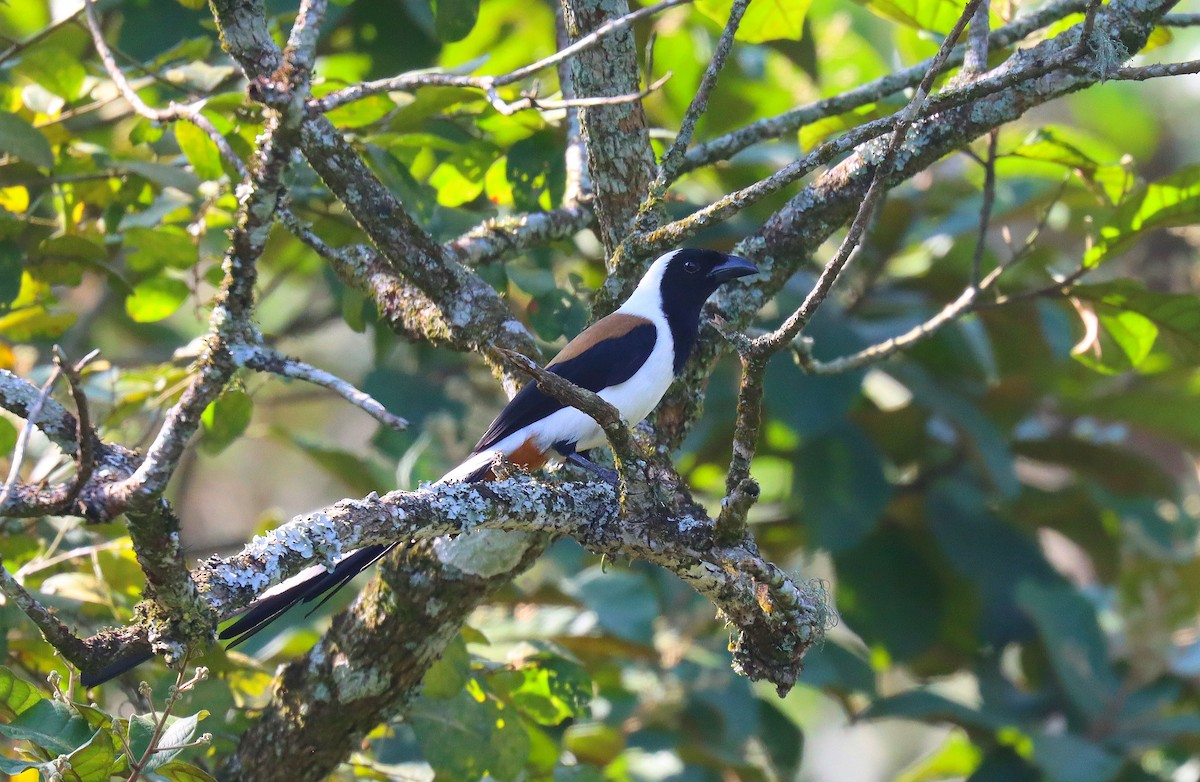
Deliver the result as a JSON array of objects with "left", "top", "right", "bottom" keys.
[{"left": 80, "top": 648, "right": 155, "bottom": 688}]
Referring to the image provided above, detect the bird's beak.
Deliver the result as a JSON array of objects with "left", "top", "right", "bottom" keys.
[{"left": 708, "top": 255, "right": 758, "bottom": 283}]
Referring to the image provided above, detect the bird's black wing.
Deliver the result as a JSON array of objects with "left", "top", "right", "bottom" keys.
[{"left": 474, "top": 323, "right": 657, "bottom": 452}]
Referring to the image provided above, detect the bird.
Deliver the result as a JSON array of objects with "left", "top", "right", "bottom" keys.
[{"left": 80, "top": 248, "right": 757, "bottom": 686}]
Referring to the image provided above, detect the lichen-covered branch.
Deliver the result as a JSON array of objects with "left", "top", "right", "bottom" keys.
[
  {"left": 445, "top": 203, "right": 595, "bottom": 267},
  {"left": 710, "top": 0, "right": 983, "bottom": 545},
  {"left": 560, "top": 0, "right": 657, "bottom": 261},
  {"left": 184, "top": 478, "right": 824, "bottom": 690},
  {"left": 725, "top": 0, "right": 1175, "bottom": 322},
  {"left": 77, "top": 0, "right": 329, "bottom": 665},
  {"left": 677, "top": 0, "right": 1088, "bottom": 175}
]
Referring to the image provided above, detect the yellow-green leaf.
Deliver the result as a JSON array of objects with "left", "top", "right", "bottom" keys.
[
  {"left": 201, "top": 389, "right": 253, "bottom": 455},
  {"left": 1086, "top": 164, "right": 1200, "bottom": 267},
  {"left": 125, "top": 277, "right": 189, "bottom": 323},
  {"left": 0, "top": 112, "right": 53, "bottom": 169},
  {"left": 697, "top": 0, "right": 809, "bottom": 42},
  {"left": 175, "top": 121, "right": 225, "bottom": 181}
]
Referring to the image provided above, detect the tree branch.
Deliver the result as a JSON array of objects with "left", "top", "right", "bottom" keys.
[
  {"left": 677, "top": 0, "right": 1089, "bottom": 175},
  {"left": 231, "top": 343, "right": 408, "bottom": 432},
  {"left": 561, "top": 0, "right": 658, "bottom": 259}
]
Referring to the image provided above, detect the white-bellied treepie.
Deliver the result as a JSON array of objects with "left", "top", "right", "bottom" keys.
[{"left": 82, "top": 248, "right": 756, "bottom": 686}]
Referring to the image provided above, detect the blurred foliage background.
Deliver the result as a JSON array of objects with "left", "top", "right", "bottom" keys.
[{"left": 1, "top": 0, "right": 1200, "bottom": 779}]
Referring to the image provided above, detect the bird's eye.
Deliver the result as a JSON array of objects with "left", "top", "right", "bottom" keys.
[{"left": 683, "top": 260, "right": 700, "bottom": 273}]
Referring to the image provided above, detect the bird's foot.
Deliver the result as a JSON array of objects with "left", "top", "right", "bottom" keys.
[{"left": 566, "top": 453, "right": 619, "bottom": 485}]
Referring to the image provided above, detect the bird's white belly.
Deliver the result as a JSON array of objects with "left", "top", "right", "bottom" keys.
[{"left": 511, "top": 327, "right": 675, "bottom": 454}]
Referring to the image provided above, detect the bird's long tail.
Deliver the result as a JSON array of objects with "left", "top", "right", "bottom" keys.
[{"left": 81, "top": 453, "right": 502, "bottom": 687}]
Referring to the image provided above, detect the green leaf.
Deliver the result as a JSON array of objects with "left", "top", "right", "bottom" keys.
[
  {"left": 1071, "top": 281, "right": 1200, "bottom": 371},
  {"left": 563, "top": 725, "right": 624, "bottom": 768},
  {"left": 410, "top": 686, "right": 531, "bottom": 782},
  {"left": 121, "top": 160, "right": 202, "bottom": 193},
  {"left": 1075, "top": 307, "right": 1158, "bottom": 374},
  {"left": 507, "top": 131, "right": 565, "bottom": 212},
  {"left": 563, "top": 567, "right": 658, "bottom": 643},
  {"left": 861, "top": 690, "right": 1007, "bottom": 732},
  {"left": 1009, "top": 127, "right": 1105, "bottom": 173},
  {"left": 854, "top": 0, "right": 965, "bottom": 34},
  {"left": 325, "top": 94, "right": 396, "bottom": 128},
  {"left": 0, "top": 665, "right": 44, "bottom": 720},
  {"left": 420, "top": 634, "right": 470, "bottom": 698},
  {"left": 430, "top": 144, "right": 495, "bottom": 207},
  {"left": 0, "top": 754, "right": 44, "bottom": 774},
  {"left": 794, "top": 422, "right": 892, "bottom": 552},
  {"left": 0, "top": 240, "right": 23, "bottom": 308},
  {"left": 927, "top": 480, "right": 1057, "bottom": 645},
  {"left": 0, "top": 305, "right": 76, "bottom": 340},
  {"left": 1086, "top": 164, "right": 1200, "bottom": 267},
  {"left": 0, "top": 418, "right": 18, "bottom": 455},
  {"left": 0, "top": 699, "right": 96, "bottom": 754},
  {"left": 125, "top": 276, "right": 190, "bottom": 323},
  {"left": 795, "top": 640, "right": 876, "bottom": 696},
  {"left": 31, "top": 235, "right": 107, "bottom": 286},
  {"left": 124, "top": 227, "right": 199, "bottom": 273},
  {"left": 128, "top": 713, "right": 158, "bottom": 763},
  {"left": 491, "top": 654, "right": 593, "bottom": 726},
  {"left": 272, "top": 428, "right": 392, "bottom": 493},
  {"left": 0, "top": 111, "right": 54, "bottom": 169},
  {"left": 967, "top": 747, "right": 1040, "bottom": 782},
  {"left": 893, "top": 365, "right": 1020, "bottom": 498},
  {"left": 696, "top": 0, "right": 809, "bottom": 42},
  {"left": 834, "top": 527, "right": 944, "bottom": 660},
  {"left": 528, "top": 289, "right": 587, "bottom": 342},
  {"left": 1016, "top": 580, "right": 1120, "bottom": 721},
  {"left": 175, "top": 121, "right": 225, "bottom": 181},
  {"left": 200, "top": 389, "right": 253, "bottom": 455},
  {"left": 142, "top": 711, "right": 206, "bottom": 771},
  {"left": 896, "top": 732, "right": 982, "bottom": 782},
  {"left": 432, "top": 0, "right": 481, "bottom": 42},
  {"left": 1031, "top": 733, "right": 1122, "bottom": 782},
  {"left": 16, "top": 47, "right": 86, "bottom": 101},
  {"left": 151, "top": 760, "right": 221, "bottom": 782},
  {"left": 64, "top": 727, "right": 117, "bottom": 782}
]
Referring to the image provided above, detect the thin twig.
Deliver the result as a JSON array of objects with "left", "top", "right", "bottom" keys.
[
  {"left": 1114, "top": 59, "right": 1200, "bottom": 80},
  {"left": 709, "top": 0, "right": 985, "bottom": 546},
  {"left": 81, "top": 0, "right": 247, "bottom": 178},
  {"left": 631, "top": 16, "right": 1085, "bottom": 258},
  {"left": 488, "top": 347, "right": 644, "bottom": 481},
  {"left": 650, "top": 0, "right": 750, "bottom": 194},
  {"left": 676, "top": 0, "right": 1088, "bottom": 176},
  {"left": 799, "top": 265, "right": 1005, "bottom": 374},
  {"left": 232, "top": 343, "right": 408, "bottom": 432},
  {"left": 1160, "top": 13, "right": 1200, "bottom": 25},
  {"left": 971, "top": 130, "right": 999, "bottom": 289},
  {"left": 759, "top": 0, "right": 985, "bottom": 353},
  {"left": 964, "top": 0, "right": 992, "bottom": 75},
  {"left": 484, "top": 71, "right": 672, "bottom": 116},
  {"left": 1077, "top": 0, "right": 1104, "bottom": 55},
  {"left": 0, "top": 558, "right": 91, "bottom": 667},
  {"left": 314, "top": 0, "right": 690, "bottom": 113},
  {"left": 0, "top": 368, "right": 62, "bottom": 510},
  {"left": 802, "top": 177, "right": 1075, "bottom": 373},
  {"left": 52, "top": 347, "right": 101, "bottom": 512}
]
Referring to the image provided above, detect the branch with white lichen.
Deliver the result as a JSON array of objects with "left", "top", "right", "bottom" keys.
[{"left": 168, "top": 478, "right": 826, "bottom": 695}]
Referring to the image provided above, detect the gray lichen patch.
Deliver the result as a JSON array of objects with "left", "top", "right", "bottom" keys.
[{"left": 433, "top": 529, "right": 537, "bottom": 577}]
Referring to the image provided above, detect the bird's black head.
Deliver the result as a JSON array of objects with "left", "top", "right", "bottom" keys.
[{"left": 655, "top": 248, "right": 758, "bottom": 372}]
